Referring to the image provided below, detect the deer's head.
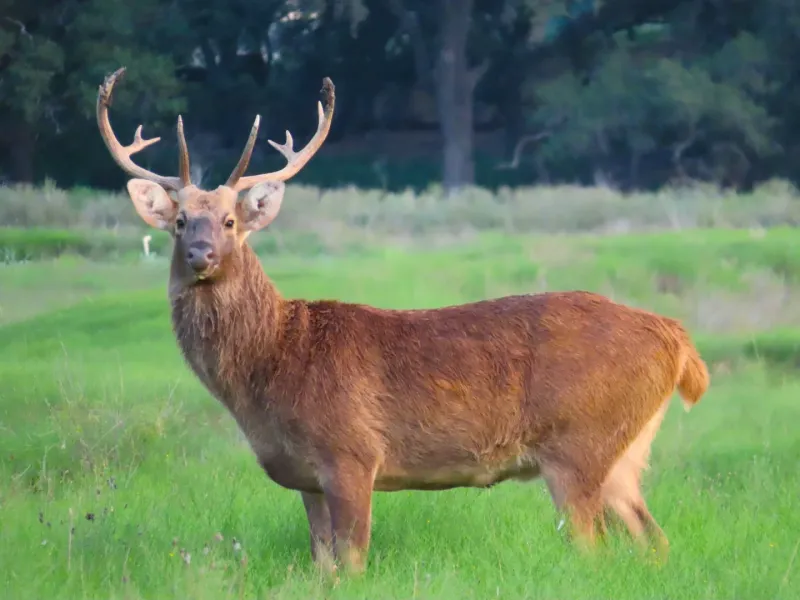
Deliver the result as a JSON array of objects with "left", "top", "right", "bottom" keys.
[{"left": 97, "top": 67, "right": 335, "bottom": 285}]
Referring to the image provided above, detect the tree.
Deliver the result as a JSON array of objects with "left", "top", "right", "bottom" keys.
[
  {"left": 0, "top": 1, "right": 65, "bottom": 182},
  {"left": 512, "top": 0, "right": 781, "bottom": 188},
  {"left": 0, "top": 0, "right": 185, "bottom": 185},
  {"left": 436, "top": 0, "right": 485, "bottom": 194},
  {"left": 300, "top": 0, "right": 501, "bottom": 194},
  {"left": 382, "top": 0, "right": 579, "bottom": 194},
  {"left": 4, "top": 0, "right": 800, "bottom": 192}
]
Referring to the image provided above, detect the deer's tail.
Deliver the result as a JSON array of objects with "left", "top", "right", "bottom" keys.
[{"left": 676, "top": 336, "right": 710, "bottom": 412}]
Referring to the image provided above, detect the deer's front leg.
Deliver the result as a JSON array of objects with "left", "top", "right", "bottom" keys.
[
  {"left": 322, "top": 461, "right": 375, "bottom": 575},
  {"left": 300, "top": 491, "right": 335, "bottom": 573}
]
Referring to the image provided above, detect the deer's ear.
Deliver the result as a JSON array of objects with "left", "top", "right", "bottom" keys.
[
  {"left": 237, "top": 181, "right": 286, "bottom": 232},
  {"left": 126, "top": 179, "right": 178, "bottom": 230}
]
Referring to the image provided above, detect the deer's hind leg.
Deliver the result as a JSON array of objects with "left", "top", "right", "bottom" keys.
[
  {"left": 537, "top": 408, "right": 665, "bottom": 553},
  {"left": 601, "top": 400, "right": 670, "bottom": 559},
  {"left": 539, "top": 455, "right": 608, "bottom": 551}
]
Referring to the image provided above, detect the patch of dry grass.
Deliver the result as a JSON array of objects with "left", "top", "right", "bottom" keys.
[{"left": 3, "top": 179, "right": 800, "bottom": 246}]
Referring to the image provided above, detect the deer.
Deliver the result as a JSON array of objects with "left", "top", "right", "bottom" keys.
[{"left": 96, "top": 67, "right": 710, "bottom": 575}]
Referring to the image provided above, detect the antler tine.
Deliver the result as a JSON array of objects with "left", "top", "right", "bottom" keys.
[
  {"left": 225, "top": 115, "right": 261, "bottom": 188},
  {"left": 96, "top": 66, "right": 184, "bottom": 191},
  {"left": 228, "top": 77, "right": 336, "bottom": 192},
  {"left": 267, "top": 129, "right": 295, "bottom": 160},
  {"left": 177, "top": 115, "right": 192, "bottom": 187}
]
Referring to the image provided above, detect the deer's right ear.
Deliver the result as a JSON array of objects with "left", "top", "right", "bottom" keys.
[
  {"left": 126, "top": 179, "right": 179, "bottom": 230},
  {"left": 238, "top": 181, "right": 286, "bottom": 232}
]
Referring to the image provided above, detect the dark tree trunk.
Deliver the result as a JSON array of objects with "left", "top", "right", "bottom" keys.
[
  {"left": 436, "top": 0, "right": 476, "bottom": 195},
  {"left": 5, "top": 122, "right": 36, "bottom": 183},
  {"left": 388, "top": 0, "right": 487, "bottom": 195}
]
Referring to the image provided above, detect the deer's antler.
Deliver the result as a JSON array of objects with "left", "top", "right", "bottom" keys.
[
  {"left": 97, "top": 67, "right": 191, "bottom": 191},
  {"left": 226, "top": 78, "right": 336, "bottom": 192}
]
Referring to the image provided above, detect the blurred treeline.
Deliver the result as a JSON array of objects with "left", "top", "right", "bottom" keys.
[{"left": 0, "top": 0, "right": 797, "bottom": 193}]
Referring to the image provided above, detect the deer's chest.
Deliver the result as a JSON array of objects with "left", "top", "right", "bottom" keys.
[
  {"left": 235, "top": 408, "right": 322, "bottom": 493},
  {"left": 180, "top": 340, "right": 321, "bottom": 492}
]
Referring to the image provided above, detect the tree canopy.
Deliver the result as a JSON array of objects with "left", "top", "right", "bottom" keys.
[{"left": 0, "top": 0, "right": 797, "bottom": 193}]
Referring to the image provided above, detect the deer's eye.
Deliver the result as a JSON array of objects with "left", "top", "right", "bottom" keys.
[
  {"left": 175, "top": 217, "right": 186, "bottom": 229},
  {"left": 224, "top": 218, "right": 235, "bottom": 229}
]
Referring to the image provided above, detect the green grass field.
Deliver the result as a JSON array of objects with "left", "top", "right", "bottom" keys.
[{"left": 1, "top": 221, "right": 799, "bottom": 599}]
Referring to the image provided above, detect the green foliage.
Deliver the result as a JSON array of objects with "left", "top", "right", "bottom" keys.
[
  {"left": 0, "top": 32, "right": 64, "bottom": 123},
  {"left": 67, "top": 0, "right": 186, "bottom": 121},
  {"left": 4, "top": 0, "right": 800, "bottom": 190},
  {"left": 0, "top": 0, "right": 186, "bottom": 188},
  {"left": 530, "top": 38, "right": 776, "bottom": 181},
  {"left": 0, "top": 228, "right": 163, "bottom": 261}
]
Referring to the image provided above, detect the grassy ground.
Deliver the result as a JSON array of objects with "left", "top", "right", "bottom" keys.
[{"left": 1, "top": 222, "right": 800, "bottom": 598}]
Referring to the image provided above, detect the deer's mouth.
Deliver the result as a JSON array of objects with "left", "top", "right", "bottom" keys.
[{"left": 193, "top": 264, "right": 219, "bottom": 283}]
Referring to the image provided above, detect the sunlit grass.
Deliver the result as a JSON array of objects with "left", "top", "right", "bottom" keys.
[{"left": 2, "top": 227, "right": 800, "bottom": 599}]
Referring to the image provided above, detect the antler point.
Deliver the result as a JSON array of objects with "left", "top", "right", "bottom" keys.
[{"left": 320, "top": 77, "right": 335, "bottom": 108}]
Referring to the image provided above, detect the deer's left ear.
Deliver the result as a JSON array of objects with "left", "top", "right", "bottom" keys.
[{"left": 237, "top": 181, "right": 286, "bottom": 232}]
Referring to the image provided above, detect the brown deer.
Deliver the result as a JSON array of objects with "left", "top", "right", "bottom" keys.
[{"left": 96, "top": 67, "right": 710, "bottom": 575}]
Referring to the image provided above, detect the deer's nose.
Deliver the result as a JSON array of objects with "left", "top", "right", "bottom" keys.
[{"left": 186, "top": 243, "right": 216, "bottom": 273}]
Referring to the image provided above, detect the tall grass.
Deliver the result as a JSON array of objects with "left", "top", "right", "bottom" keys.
[
  {"left": 2, "top": 178, "right": 799, "bottom": 262},
  {"left": 2, "top": 178, "right": 799, "bottom": 239}
]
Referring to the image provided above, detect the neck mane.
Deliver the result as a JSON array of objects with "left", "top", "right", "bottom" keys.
[{"left": 168, "top": 244, "right": 285, "bottom": 400}]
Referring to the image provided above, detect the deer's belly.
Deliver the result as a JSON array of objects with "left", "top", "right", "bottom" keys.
[
  {"left": 256, "top": 454, "right": 540, "bottom": 494},
  {"left": 373, "top": 455, "right": 541, "bottom": 492}
]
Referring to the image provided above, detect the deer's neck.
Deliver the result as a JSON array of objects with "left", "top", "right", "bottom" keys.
[{"left": 168, "top": 245, "right": 285, "bottom": 406}]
